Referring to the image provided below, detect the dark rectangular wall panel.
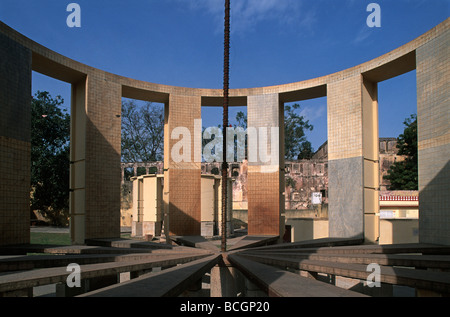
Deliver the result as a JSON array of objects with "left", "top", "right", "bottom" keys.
[{"left": 0, "top": 33, "right": 32, "bottom": 245}]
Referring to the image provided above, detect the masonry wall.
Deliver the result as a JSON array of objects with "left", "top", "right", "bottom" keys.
[
  {"left": 69, "top": 75, "right": 123, "bottom": 244},
  {"left": 362, "top": 77, "right": 380, "bottom": 243},
  {"left": 165, "top": 95, "right": 202, "bottom": 236},
  {"left": 416, "top": 26, "right": 450, "bottom": 245},
  {"left": 327, "top": 75, "right": 365, "bottom": 240},
  {"left": 0, "top": 33, "right": 32, "bottom": 246},
  {"left": 247, "top": 94, "right": 284, "bottom": 236},
  {"left": 84, "top": 76, "right": 122, "bottom": 240}
]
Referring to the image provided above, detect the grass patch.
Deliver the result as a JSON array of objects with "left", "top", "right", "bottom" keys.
[
  {"left": 30, "top": 232, "right": 71, "bottom": 245},
  {"left": 30, "top": 231, "right": 134, "bottom": 245}
]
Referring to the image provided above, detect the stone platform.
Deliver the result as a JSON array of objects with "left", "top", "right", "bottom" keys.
[{"left": 1, "top": 236, "right": 449, "bottom": 297}]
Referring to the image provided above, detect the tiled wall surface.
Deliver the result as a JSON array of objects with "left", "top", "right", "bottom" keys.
[
  {"left": 0, "top": 33, "right": 31, "bottom": 246},
  {"left": 416, "top": 27, "right": 450, "bottom": 245},
  {"left": 84, "top": 76, "right": 122, "bottom": 240},
  {"left": 166, "top": 95, "right": 202, "bottom": 236},
  {"left": 327, "top": 75, "right": 364, "bottom": 239},
  {"left": 247, "top": 94, "right": 283, "bottom": 235}
]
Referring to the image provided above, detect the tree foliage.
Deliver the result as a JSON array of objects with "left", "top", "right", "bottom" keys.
[
  {"left": 384, "top": 114, "right": 418, "bottom": 190},
  {"left": 236, "top": 104, "right": 314, "bottom": 160},
  {"left": 31, "top": 91, "right": 70, "bottom": 226},
  {"left": 234, "top": 103, "right": 314, "bottom": 161},
  {"left": 297, "top": 140, "right": 314, "bottom": 160},
  {"left": 121, "top": 100, "right": 164, "bottom": 162},
  {"left": 235, "top": 111, "right": 247, "bottom": 128},
  {"left": 283, "top": 104, "right": 314, "bottom": 160}
]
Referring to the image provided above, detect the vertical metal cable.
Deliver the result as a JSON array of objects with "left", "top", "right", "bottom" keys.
[{"left": 221, "top": 0, "right": 230, "bottom": 253}]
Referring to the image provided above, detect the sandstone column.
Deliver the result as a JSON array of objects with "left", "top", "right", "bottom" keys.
[
  {"left": 247, "top": 94, "right": 284, "bottom": 236},
  {"left": 165, "top": 95, "right": 202, "bottom": 236},
  {"left": 327, "top": 75, "right": 365, "bottom": 240},
  {"left": 70, "top": 74, "right": 122, "bottom": 244}
]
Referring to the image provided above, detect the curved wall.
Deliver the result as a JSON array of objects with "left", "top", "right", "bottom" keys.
[{"left": 0, "top": 18, "right": 448, "bottom": 245}]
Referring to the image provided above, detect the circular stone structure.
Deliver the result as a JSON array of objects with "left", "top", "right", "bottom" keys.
[{"left": 0, "top": 19, "right": 449, "bottom": 246}]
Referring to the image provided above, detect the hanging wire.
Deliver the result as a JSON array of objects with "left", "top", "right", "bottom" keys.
[{"left": 221, "top": 0, "right": 231, "bottom": 252}]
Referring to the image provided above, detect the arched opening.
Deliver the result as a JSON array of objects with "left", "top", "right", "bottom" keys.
[
  {"left": 120, "top": 97, "right": 165, "bottom": 238},
  {"left": 282, "top": 94, "right": 328, "bottom": 242},
  {"left": 30, "top": 71, "right": 71, "bottom": 243},
  {"left": 377, "top": 69, "right": 418, "bottom": 245}
]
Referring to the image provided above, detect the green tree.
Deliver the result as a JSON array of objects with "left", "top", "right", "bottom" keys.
[
  {"left": 31, "top": 91, "right": 70, "bottom": 226},
  {"left": 233, "top": 104, "right": 314, "bottom": 161},
  {"left": 297, "top": 140, "right": 314, "bottom": 160},
  {"left": 121, "top": 100, "right": 164, "bottom": 162},
  {"left": 384, "top": 114, "right": 418, "bottom": 190},
  {"left": 284, "top": 104, "right": 314, "bottom": 160},
  {"left": 235, "top": 111, "right": 247, "bottom": 128}
]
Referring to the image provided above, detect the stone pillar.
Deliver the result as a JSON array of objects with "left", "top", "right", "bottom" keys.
[
  {"left": 0, "top": 32, "right": 32, "bottom": 246},
  {"left": 362, "top": 78, "right": 380, "bottom": 243},
  {"left": 327, "top": 75, "right": 365, "bottom": 240},
  {"left": 210, "top": 261, "right": 244, "bottom": 297},
  {"left": 201, "top": 175, "right": 216, "bottom": 237},
  {"left": 165, "top": 95, "right": 202, "bottom": 236},
  {"left": 416, "top": 28, "right": 450, "bottom": 245},
  {"left": 217, "top": 176, "right": 233, "bottom": 237},
  {"left": 247, "top": 94, "right": 284, "bottom": 236},
  {"left": 70, "top": 80, "right": 87, "bottom": 244},
  {"left": 70, "top": 75, "right": 122, "bottom": 244}
]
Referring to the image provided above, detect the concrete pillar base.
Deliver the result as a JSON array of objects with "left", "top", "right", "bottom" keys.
[{"left": 210, "top": 256, "right": 245, "bottom": 297}]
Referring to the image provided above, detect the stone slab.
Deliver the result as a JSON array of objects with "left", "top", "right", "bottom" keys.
[
  {"left": 0, "top": 250, "right": 212, "bottom": 273},
  {"left": 80, "top": 254, "right": 221, "bottom": 297},
  {"left": 85, "top": 238, "right": 172, "bottom": 249},
  {"left": 228, "top": 254, "right": 367, "bottom": 297},
  {"left": 170, "top": 236, "right": 220, "bottom": 252},
  {"left": 328, "top": 156, "right": 364, "bottom": 239},
  {"left": 227, "top": 235, "right": 279, "bottom": 251},
  {"left": 0, "top": 253, "right": 210, "bottom": 293},
  {"left": 239, "top": 254, "right": 450, "bottom": 294},
  {"left": 238, "top": 252, "right": 450, "bottom": 270}
]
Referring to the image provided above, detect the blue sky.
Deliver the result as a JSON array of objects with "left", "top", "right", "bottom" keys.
[{"left": 0, "top": 0, "right": 448, "bottom": 151}]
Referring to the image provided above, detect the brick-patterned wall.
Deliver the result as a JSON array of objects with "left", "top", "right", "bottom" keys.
[
  {"left": 0, "top": 33, "right": 31, "bottom": 246},
  {"left": 417, "top": 27, "right": 450, "bottom": 245},
  {"left": 327, "top": 75, "right": 364, "bottom": 239},
  {"left": 84, "top": 75, "right": 122, "bottom": 239},
  {"left": 247, "top": 171, "right": 281, "bottom": 235},
  {"left": 327, "top": 75, "right": 363, "bottom": 161},
  {"left": 166, "top": 95, "right": 201, "bottom": 236},
  {"left": 247, "top": 94, "right": 283, "bottom": 236},
  {"left": 168, "top": 169, "right": 201, "bottom": 236},
  {"left": 0, "top": 138, "right": 31, "bottom": 245}
]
